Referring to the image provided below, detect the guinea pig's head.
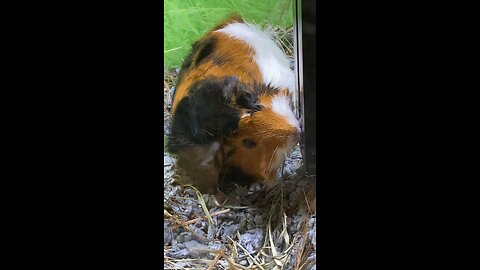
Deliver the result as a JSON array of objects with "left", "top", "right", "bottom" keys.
[{"left": 223, "top": 85, "right": 301, "bottom": 187}]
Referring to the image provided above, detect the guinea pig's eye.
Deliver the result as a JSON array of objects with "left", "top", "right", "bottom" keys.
[{"left": 242, "top": 139, "right": 257, "bottom": 149}]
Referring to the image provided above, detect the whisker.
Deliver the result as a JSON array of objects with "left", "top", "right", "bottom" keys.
[
  {"left": 202, "top": 129, "right": 213, "bottom": 136},
  {"left": 281, "top": 150, "right": 288, "bottom": 179},
  {"left": 266, "top": 145, "right": 279, "bottom": 177}
]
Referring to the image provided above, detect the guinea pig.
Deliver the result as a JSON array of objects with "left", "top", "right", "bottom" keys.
[{"left": 167, "top": 14, "right": 301, "bottom": 194}]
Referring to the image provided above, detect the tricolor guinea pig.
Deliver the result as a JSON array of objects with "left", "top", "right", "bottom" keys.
[{"left": 167, "top": 15, "right": 301, "bottom": 194}]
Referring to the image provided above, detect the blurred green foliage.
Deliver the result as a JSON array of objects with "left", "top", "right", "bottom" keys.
[{"left": 164, "top": 0, "right": 293, "bottom": 68}]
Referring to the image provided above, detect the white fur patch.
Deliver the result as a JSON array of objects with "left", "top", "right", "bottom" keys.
[
  {"left": 216, "top": 23, "right": 295, "bottom": 93},
  {"left": 271, "top": 95, "right": 300, "bottom": 131}
]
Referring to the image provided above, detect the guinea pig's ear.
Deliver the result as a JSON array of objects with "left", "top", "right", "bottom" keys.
[
  {"left": 229, "top": 81, "right": 263, "bottom": 112},
  {"left": 221, "top": 77, "right": 262, "bottom": 112},
  {"left": 215, "top": 76, "right": 262, "bottom": 116},
  {"left": 236, "top": 92, "right": 263, "bottom": 112}
]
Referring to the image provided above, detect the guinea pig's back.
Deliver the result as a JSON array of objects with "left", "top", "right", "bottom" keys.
[
  {"left": 171, "top": 15, "right": 294, "bottom": 113},
  {"left": 215, "top": 22, "right": 295, "bottom": 93}
]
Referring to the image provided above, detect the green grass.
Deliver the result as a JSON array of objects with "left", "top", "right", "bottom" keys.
[{"left": 164, "top": 0, "right": 293, "bottom": 68}]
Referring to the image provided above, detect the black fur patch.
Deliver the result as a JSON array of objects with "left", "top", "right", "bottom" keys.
[
  {"left": 167, "top": 77, "right": 242, "bottom": 153},
  {"left": 194, "top": 38, "right": 216, "bottom": 65},
  {"left": 166, "top": 97, "right": 197, "bottom": 153},
  {"left": 235, "top": 91, "right": 263, "bottom": 112},
  {"left": 167, "top": 77, "right": 270, "bottom": 154},
  {"left": 175, "top": 37, "right": 216, "bottom": 89}
]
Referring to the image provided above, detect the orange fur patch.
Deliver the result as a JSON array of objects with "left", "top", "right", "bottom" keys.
[
  {"left": 257, "top": 89, "right": 289, "bottom": 108},
  {"left": 171, "top": 32, "right": 262, "bottom": 113},
  {"left": 225, "top": 100, "right": 298, "bottom": 183}
]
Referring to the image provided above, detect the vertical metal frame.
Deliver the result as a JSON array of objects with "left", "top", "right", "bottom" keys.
[
  {"left": 293, "top": 0, "right": 303, "bottom": 121},
  {"left": 293, "top": 0, "right": 316, "bottom": 178}
]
